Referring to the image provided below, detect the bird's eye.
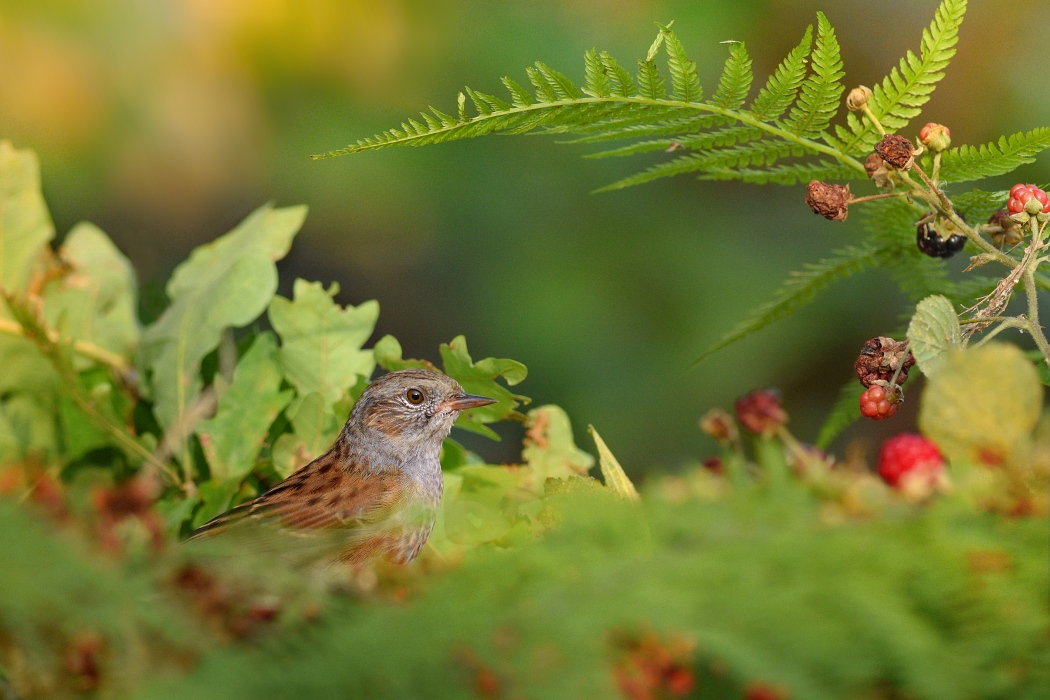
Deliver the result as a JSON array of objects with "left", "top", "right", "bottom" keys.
[{"left": 406, "top": 388, "right": 425, "bottom": 405}]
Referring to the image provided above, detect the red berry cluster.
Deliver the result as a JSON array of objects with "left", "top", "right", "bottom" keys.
[
  {"left": 1007, "top": 184, "right": 1049, "bottom": 215},
  {"left": 859, "top": 385, "right": 898, "bottom": 420},
  {"left": 611, "top": 631, "right": 695, "bottom": 700}
]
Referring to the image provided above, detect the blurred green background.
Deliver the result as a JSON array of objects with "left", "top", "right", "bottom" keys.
[{"left": 1, "top": 0, "right": 1047, "bottom": 473}]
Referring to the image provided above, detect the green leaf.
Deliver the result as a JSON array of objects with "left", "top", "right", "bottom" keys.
[
  {"left": 919, "top": 343, "right": 1043, "bottom": 464},
  {"left": 660, "top": 25, "right": 702, "bottom": 102},
  {"left": 749, "top": 26, "right": 813, "bottom": 121},
  {"left": 520, "top": 405, "right": 594, "bottom": 493},
  {"left": 588, "top": 425, "right": 639, "bottom": 501},
  {"left": 271, "top": 392, "right": 340, "bottom": 477},
  {"left": 41, "top": 223, "right": 139, "bottom": 366},
  {"left": 695, "top": 245, "right": 881, "bottom": 364},
  {"left": 907, "top": 295, "right": 961, "bottom": 377},
  {"left": 711, "top": 42, "right": 753, "bottom": 111},
  {"left": 599, "top": 52, "right": 635, "bottom": 97},
  {"left": 373, "top": 334, "right": 436, "bottom": 372},
  {"left": 783, "top": 12, "right": 843, "bottom": 139},
  {"left": 0, "top": 141, "right": 53, "bottom": 293},
  {"left": 636, "top": 56, "right": 667, "bottom": 100},
  {"left": 140, "top": 204, "right": 305, "bottom": 430},
  {"left": 268, "top": 279, "right": 378, "bottom": 410},
  {"left": 376, "top": 334, "right": 527, "bottom": 439},
  {"left": 196, "top": 332, "right": 293, "bottom": 482},
  {"left": 439, "top": 336, "right": 528, "bottom": 439},
  {"left": 939, "top": 128, "right": 1050, "bottom": 183},
  {"left": 815, "top": 379, "right": 864, "bottom": 450},
  {"left": 842, "top": 0, "right": 967, "bottom": 154}
]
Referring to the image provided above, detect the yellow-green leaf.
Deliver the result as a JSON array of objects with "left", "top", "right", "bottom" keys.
[
  {"left": 588, "top": 425, "right": 639, "bottom": 501},
  {"left": 919, "top": 343, "right": 1043, "bottom": 464},
  {"left": 520, "top": 405, "right": 594, "bottom": 493}
]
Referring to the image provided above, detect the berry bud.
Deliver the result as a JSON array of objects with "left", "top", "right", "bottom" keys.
[
  {"left": 846, "top": 86, "right": 873, "bottom": 111},
  {"left": 699, "top": 408, "right": 738, "bottom": 445},
  {"left": 854, "top": 337, "right": 915, "bottom": 388},
  {"left": 805, "top": 180, "right": 850, "bottom": 221},
  {"left": 874, "top": 134, "right": 915, "bottom": 170},
  {"left": 735, "top": 389, "right": 787, "bottom": 437},
  {"left": 918, "top": 122, "right": 951, "bottom": 153}
]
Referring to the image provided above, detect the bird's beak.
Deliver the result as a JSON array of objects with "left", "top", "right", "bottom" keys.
[{"left": 438, "top": 392, "right": 498, "bottom": 412}]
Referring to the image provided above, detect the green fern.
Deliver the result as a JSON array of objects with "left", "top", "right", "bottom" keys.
[
  {"left": 783, "top": 12, "right": 844, "bottom": 140},
  {"left": 315, "top": 23, "right": 866, "bottom": 188},
  {"left": 693, "top": 244, "right": 884, "bottom": 364},
  {"left": 939, "top": 128, "right": 1050, "bottom": 183},
  {"left": 839, "top": 0, "right": 967, "bottom": 154}
]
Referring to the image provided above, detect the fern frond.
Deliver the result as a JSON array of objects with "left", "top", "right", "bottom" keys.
[
  {"left": 783, "top": 12, "right": 844, "bottom": 140},
  {"left": 842, "top": 0, "right": 966, "bottom": 154},
  {"left": 660, "top": 25, "right": 702, "bottom": 102},
  {"left": 600, "top": 52, "right": 636, "bottom": 97},
  {"left": 939, "top": 128, "right": 1050, "bottom": 183},
  {"left": 711, "top": 42, "right": 753, "bottom": 111},
  {"left": 584, "top": 125, "right": 759, "bottom": 159},
  {"left": 501, "top": 77, "right": 534, "bottom": 107},
  {"left": 816, "top": 379, "right": 864, "bottom": 449},
  {"left": 951, "top": 188, "right": 1008, "bottom": 221},
  {"left": 749, "top": 26, "right": 813, "bottom": 121},
  {"left": 699, "top": 160, "right": 861, "bottom": 186},
  {"left": 693, "top": 244, "right": 882, "bottom": 364},
  {"left": 636, "top": 57, "right": 667, "bottom": 100},
  {"left": 584, "top": 49, "right": 612, "bottom": 98}
]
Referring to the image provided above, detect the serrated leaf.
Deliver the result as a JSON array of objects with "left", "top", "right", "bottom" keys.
[
  {"left": 919, "top": 343, "right": 1043, "bottom": 464},
  {"left": 268, "top": 279, "right": 378, "bottom": 410},
  {"left": 939, "top": 128, "right": 1050, "bottom": 183},
  {"left": 783, "top": 12, "right": 843, "bottom": 139},
  {"left": 520, "top": 405, "right": 594, "bottom": 494},
  {"left": 599, "top": 52, "right": 635, "bottom": 97},
  {"left": 140, "top": 204, "right": 305, "bottom": 430},
  {"left": 711, "top": 42, "right": 753, "bottom": 111},
  {"left": 660, "top": 26, "right": 701, "bottom": 102},
  {"left": 907, "top": 295, "right": 961, "bottom": 376},
  {"left": 750, "top": 26, "right": 812, "bottom": 121},
  {"left": 196, "top": 332, "right": 293, "bottom": 482},
  {"left": 844, "top": 0, "right": 966, "bottom": 154},
  {"left": 588, "top": 425, "right": 639, "bottom": 501},
  {"left": 583, "top": 48, "right": 611, "bottom": 98},
  {"left": 41, "top": 223, "right": 139, "bottom": 367}
]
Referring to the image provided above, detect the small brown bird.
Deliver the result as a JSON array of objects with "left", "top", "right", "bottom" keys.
[{"left": 188, "top": 369, "right": 496, "bottom": 565}]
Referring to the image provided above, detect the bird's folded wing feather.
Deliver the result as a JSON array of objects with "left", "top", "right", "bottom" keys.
[{"left": 188, "top": 449, "right": 406, "bottom": 541}]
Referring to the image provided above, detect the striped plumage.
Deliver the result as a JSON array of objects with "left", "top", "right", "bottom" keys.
[{"left": 188, "top": 369, "right": 495, "bottom": 566}]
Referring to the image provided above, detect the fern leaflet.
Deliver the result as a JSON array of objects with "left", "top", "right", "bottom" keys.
[
  {"left": 711, "top": 42, "right": 753, "bottom": 111},
  {"left": 749, "top": 26, "right": 813, "bottom": 121},
  {"left": 783, "top": 12, "right": 844, "bottom": 140},
  {"left": 939, "top": 128, "right": 1050, "bottom": 183}
]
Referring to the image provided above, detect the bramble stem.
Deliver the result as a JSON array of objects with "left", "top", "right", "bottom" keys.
[
  {"left": 0, "top": 317, "right": 131, "bottom": 374},
  {"left": 1022, "top": 218, "right": 1050, "bottom": 364},
  {"left": 859, "top": 104, "right": 886, "bottom": 136},
  {"left": 849, "top": 192, "right": 908, "bottom": 205}
]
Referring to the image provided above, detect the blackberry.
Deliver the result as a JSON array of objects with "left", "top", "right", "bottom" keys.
[{"left": 916, "top": 219, "right": 966, "bottom": 259}]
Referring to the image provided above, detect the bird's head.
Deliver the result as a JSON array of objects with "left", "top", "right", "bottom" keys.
[{"left": 348, "top": 369, "right": 496, "bottom": 450}]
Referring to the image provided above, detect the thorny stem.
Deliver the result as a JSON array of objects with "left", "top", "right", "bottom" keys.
[
  {"left": 931, "top": 152, "right": 942, "bottom": 188},
  {"left": 888, "top": 341, "right": 910, "bottom": 390},
  {"left": 1022, "top": 217, "right": 1050, "bottom": 364}
]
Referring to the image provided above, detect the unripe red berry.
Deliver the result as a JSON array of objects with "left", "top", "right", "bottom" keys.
[
  {"left": 858, "top": 384, "right": 899, "bottom": 420},
  {"left": 735, "top": 389, "right": 787, "bottom": 436},
  {"left": 877, "top": 433, "right": 944, "bottom": 490}
]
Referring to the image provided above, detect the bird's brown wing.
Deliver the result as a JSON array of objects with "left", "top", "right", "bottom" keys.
[{"left": 188, "top": 449, "right": 406, "bottom": 541}]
